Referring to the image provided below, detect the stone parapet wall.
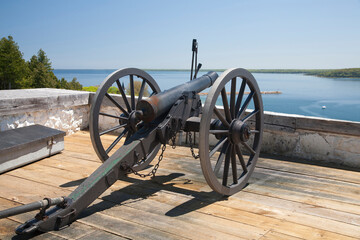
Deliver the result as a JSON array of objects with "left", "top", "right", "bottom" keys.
[
  {"left": 259, "top": 111, "right": 360, "bottom": 168},
  {"left": 0, "top": 89, "right": 90, "bottom": 135}
]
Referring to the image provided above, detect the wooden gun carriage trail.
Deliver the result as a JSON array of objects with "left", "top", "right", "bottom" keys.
[{"left": 1, "top": 40, "right": 359, "bottom": 239}]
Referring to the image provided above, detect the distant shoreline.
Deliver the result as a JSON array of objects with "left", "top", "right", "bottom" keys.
[
  {"left": 54, "top": 68, "right": 360, "bottom": 78},
  {"left": 198, "top": 91, "right": 282, "bottom": 95}
]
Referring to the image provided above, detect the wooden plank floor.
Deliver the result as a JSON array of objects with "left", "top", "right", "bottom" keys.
[{"left": 0, "top": 131, "right": 359, "bottom": 240}]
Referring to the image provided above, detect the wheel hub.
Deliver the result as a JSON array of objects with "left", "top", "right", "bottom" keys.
[
  {"left": 229, "top": 119, "right": 251, "bottom": 144},
  {"left": 118, "top": 111, "right": 140, "bottom": 133},
  {"left": 127, "top": 111, "right": 140, "bottom": 133}
]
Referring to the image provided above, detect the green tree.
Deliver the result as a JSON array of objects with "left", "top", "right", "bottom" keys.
[
  {"left": 69, "top": 77, "right": 82, "bottom": 90},
  {"left": 37, "top": 49, "right": 52, "bottom": 71},
  {"left": 27, "top": 52, "right": 57, "bottom": 88},
  {"left": 0, "top": 36, "right": 28, "bottom": 89},
  {"left": 58, "top": 77, "right": 70, "bottom": 89},
  {"left": 0, "top": 36, "right": 83, "bottom": 90},
  {"left": 27, "top": 49, "right": 83, "bottom": 90}
]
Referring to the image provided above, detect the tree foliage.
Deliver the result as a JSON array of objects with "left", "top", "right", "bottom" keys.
[
  {"left": 312, "top": 68, "right": 360, "bottom": 78},
  {"left": 126, "top": 80, "right": 149, "bottom": 97},
  {"left": 27, "top": 51, "right": 58, "bottom": 88},
  {"left": 248, "top": 69, "right": 360, "bottom": 78},
  {"left": 0, "top": 36, "right": 28, "bottom": 89},
  {"left": 82, "top": 86, "right": 120, "bottom": 94},
  {"left": 0, "top": 36, "right": 82, "bottom": 90}
]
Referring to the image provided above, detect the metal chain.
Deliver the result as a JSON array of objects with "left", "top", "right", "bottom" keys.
[
  {"left": 129, "top": 144, "right": 166, "bottom": 178},
  {"left": 129, "top": 130, "right": 177, "bottom": 178},
  {"left": 188, "top": 131, "right": 200, "bottom": 159}
]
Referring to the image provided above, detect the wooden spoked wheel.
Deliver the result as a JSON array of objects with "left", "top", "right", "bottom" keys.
[
  {"left": 90, "top": 68, "right": 161, "bottom": 171},
  {"left": 199, "top": 68, "right": 264, "bottom": 195}
]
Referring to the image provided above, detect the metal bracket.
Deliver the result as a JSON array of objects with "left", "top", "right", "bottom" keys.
[
  {"left": 35, "top": 198, "right": 52, "bottom": 221},
  {"left": 156, "top": 91, "right": 201, "bottom": 144},
  {"left": 55, "top": 208, "right": 76, "bottom": 230}
]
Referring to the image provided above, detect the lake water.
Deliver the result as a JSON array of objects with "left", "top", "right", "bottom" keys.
[{"left": 54, "top": 69, "right": 360, "bottom": 122}]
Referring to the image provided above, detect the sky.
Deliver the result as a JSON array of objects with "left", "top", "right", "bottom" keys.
[{"left": 0, "top": 0, "right": 359, "bottom": 69}]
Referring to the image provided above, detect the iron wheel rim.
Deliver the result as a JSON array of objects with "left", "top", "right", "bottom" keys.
[
  {"left": 199, "top": 68, "right": 264, "bottom": 195},
  {"left": 90, "top": 68, "right": 161, "bottom": 171}
]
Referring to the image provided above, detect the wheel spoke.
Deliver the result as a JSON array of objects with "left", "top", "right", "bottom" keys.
[
  {"left": 209, "top": 137, "right": 228, "bottom": 158},
  {"left": 235, "top": 79, "right": 246, "bottom": 117},
  {"left": 99, "top": 123, "right": 127, "bottom": 136},
  {"left": 231, "top": 145, "right": 238, "bottom": 184},
  {"left": 242, "top": 109, "right": 259, "bottom": 123},
  {"left": 241, "top": 142, "right": 256, "bottom": 155},
  {"left": 235, "top": 144, "right": 248, "bottom": 173},
  {"left": 222, "top": 144, "right": 232, "bottom": 186},
  {"left": 221, "top": 88, "right": 232, "bottom": 122},
  {"left": 105, "top": 129, "right": 128, "bottom": 154},
  {"left": 230, "top": 77, "right": 236, "bottom": 119},
  {"left": 137, "top": 79, "right": 146, "bottom": 102},
  {"left": 209, "top": 130, "right": 228, "bottom": 134},
  {"left": 250, "top": 130, "right": 260, "bottom": 134},
  {"left": 105, "top": 93, "right": 129, "bottom": 116},
  {"left": 214, "top": 141, "right": 228, "bottom": 176},
  {"left": 214, "top": 107, "right": 230, "bottom": 128},
  {"left": 237, "top": 91, "right": 254, "bottom": 119},
  {"left": 130, "top": 75, "right": 135, "bottom": 110},
  {"left": 99, "top": 112, "right": 128, "bottom": 120},
  {"left": 116, "top": 79, "right": 131, "bottom": 113}
]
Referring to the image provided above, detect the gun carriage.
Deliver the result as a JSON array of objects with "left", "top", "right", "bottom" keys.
[{"left": 0, "top": 40, "right": 264, "bottom": 234}]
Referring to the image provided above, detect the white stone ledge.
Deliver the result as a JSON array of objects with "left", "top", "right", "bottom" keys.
[
  {"left": 261, "top": 110, "right": 360, "bottom": 168},
  {"left": 0, "top": 88, "right": 90, "bottom": 116},
  {"left": 0, "top": 89, "right": 90, "bottom": 134},
  {"left": 263, "top": 110, "right": 360, "bottom": 137}
]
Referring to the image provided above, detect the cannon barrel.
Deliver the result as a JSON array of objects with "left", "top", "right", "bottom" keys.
[
  {"left": 136, "top": 71, "right": 218, "bottom": 122},
  {"left": 0, "top": 197, "right": 65, "bottom": 219}
]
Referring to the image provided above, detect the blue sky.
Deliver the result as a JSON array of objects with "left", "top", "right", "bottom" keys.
[{"left": 1, "top": 0, "right": 359, "bottom": 69}]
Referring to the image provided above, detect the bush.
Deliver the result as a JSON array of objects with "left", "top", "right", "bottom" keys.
[{"left": 82, "top": 86, "right": 98, "bottom": 92}]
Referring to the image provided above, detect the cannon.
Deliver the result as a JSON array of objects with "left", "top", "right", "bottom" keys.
[{"left": 0, "top": 40, "right": 264, "bottom": 234}]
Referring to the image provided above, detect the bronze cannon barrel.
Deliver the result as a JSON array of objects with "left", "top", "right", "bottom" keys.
[{"left": 136, "top": 71, "right": 218, "bottom": 122}]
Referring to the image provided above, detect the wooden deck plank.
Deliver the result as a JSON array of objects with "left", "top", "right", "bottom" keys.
[
  {"left": 6, "top": 160, "right": 359, "bottom": 239},
  {"left": 33, "top": 152, "right": 360, "bottom": 223},
  {"left": 1, "top": 131, "right": 359, "bottom": 239},
  {"left": 36, "top": 155, "right": 360, "bottom": 238},
  {"left": 257, "top": 158, "right": 360, "bottom": 185},
  {"left": 108, "top": 177, "right": 360, "bottom": 239},
  {"left": 1, "top": 170, "right": 249, "bottom": 239},
  {"left": 3, "top": 162, "right": 264, "bottom": 239},
  {"left": 259, "top": 230, "right": 304, "bottom": 240},
  {"left": 77, "top": 230, "right": 128, "bottom": 240},
  {"left": 31, "top": 141, "right": 360, "bottom": 237},
  {"left": 76, "top": 211, "right": 186, "bottom": 240},
  {"left": 149, "top": 156, "right": 360, "bottom": 214},
  {"left": 0, "top": 179, "right": 187, "bottom": 240}
]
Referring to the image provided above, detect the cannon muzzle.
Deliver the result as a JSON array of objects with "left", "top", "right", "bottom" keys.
[{"left": 136, "top": 71, "right": 218, "bottom": 122}]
